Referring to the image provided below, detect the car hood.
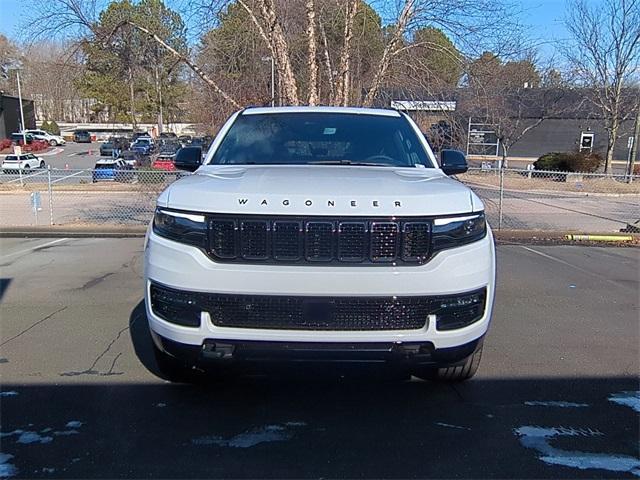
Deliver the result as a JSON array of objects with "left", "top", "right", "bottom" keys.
[{"left": 159, "top": 165, "right": 481, "bottom": 216}]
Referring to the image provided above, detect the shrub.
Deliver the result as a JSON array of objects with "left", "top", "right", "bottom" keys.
[
  {"left": 634, "top": 164, "right": 640, "bottom": 176},
  {"left": 567, "top": 152, "right": 602, "bottom": 173},
  {"left": 534, "top": 151, "right": 602, "bottom": 173},
  {"left": 44, "top": 120, "right": 60, "bottom": 136},
  {"left": 24, "top": 140, "right": 50, "bottom": 152},
  {"left": 533, "top": 152, "right": 567, "bottom": 171},
  {"left": 0, "top": 139, "right": 12, "bottom": 151}
]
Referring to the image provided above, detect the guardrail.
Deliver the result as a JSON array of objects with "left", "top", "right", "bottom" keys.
[{"left": 1, "top": 166, "right": 638, "bottom": 233}]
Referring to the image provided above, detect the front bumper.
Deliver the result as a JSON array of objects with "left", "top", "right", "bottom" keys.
[
  {"left": 144, "top": 227, "right": 496, "bottom": 352},
  {"left": 152, "top": 331, "right": 484, "bottom": 367}
]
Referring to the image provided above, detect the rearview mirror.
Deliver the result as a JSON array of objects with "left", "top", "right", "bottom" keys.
[
  {"left": 174, "top": 146, "right": 202, "bottom": 172},
  {"left": 440, "top": 149, "right": 468, "bottom": 176}
]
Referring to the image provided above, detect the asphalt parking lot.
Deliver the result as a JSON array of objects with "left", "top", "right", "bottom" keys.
[{"left": 0, "top": 238, "right": 638, "bottom": 478}]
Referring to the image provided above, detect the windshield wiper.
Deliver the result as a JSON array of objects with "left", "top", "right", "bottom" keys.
[{"left": 309, "top": 160, "right": 394, "bottom": 166}]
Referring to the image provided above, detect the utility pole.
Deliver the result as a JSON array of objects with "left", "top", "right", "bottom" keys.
[
  {"left": 155, "top": 64, "right": 163, "bottom": 134},
  {"left": 16, "top": 69, "right": 27, "bottom": 145},
  {"left": 628, "top": 106, "right": 639, "bottom": 181}
]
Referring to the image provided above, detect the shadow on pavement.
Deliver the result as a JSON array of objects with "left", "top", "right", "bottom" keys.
[{"left": 0, "top": 300, "right": 636, "bottom": 478}]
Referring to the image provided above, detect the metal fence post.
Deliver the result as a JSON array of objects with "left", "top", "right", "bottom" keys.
[
  {"left": 498, "top": 166, "right": 504, "bottom": 230},
  {"left": 47, "top": 165, "right": 54, "bottom": 225},
  {"left": 18, "top": 168, "right": 23, "bottom": 187}
]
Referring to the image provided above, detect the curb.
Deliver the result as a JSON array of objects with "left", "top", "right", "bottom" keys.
[
  {"left": 1, "top": 227, "right": 638, "bottom": 246},
  {"left": 0, "top": 226, "right": 147, "bottom": 238}
]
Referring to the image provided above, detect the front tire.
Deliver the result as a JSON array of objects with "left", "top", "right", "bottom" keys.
[
  {"left": 49, "top": 139, "right": 58, "bottom": 146},
  {"left": 39, "top": 161, "right": 45, "bottom": 168},
  {"left": 153, "top": 342, "right": 203, "bottom": 384},
  {"left": 413, "top": 342, "right": 483, "bottom": 382}
]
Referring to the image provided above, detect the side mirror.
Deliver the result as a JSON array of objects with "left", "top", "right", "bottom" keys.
[
  {"left": 174, "top": 146, "right": 202, "bottom": 172},
  {"left": 440, "top": 149, "right": 468, "bottom": 175}
]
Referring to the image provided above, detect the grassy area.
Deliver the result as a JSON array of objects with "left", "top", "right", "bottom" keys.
[{"left": 462, "top": 172, "right": 640, "bottom": 194}]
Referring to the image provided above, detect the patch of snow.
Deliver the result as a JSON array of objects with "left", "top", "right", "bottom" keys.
[
  {"left": 17, "top": 431, "right": 53, "bottom": 444},
  {"left": 524, "top": 401, "right": 589, "bottom": 408},
  {"left": 515, "top": 426, "right": 640, "bottom": 477},
  {"left": 192, "top": 424, "right": 295, "bottom": 448},
  {"left": 435, "top": 422, "right": 471, "bottom": 431},
  {"left": 0, "top": 452, "right": 17, "bottom": 478},
  {"left": 608, "top": 391, "right": 640, "bottom": 413}
]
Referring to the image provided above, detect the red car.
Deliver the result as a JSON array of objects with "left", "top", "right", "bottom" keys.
[{"left": 152, "top": 156, "right": 176, "bottom": 171}]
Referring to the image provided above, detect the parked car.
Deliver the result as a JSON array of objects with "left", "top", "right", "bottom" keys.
[
  {"left": 144, "top": 106, "right": 495, "bottom": 383},
  {"left": 92, "top": 158, "right": 135, "bottom": 182},
  {"left": 10, "top": 133, "right": 35, "bottom": 144},
  {"left": 24, "top": 129, "right": 66, "bottom": 146},
  {"left": 131, "top": 137, "right": 154, "bottom": 156},
  {"left": 2, "top": 153, "right": 45, "bottom": 172},
  {"left": 99, "top": 141, "right": 115, "bottom": 157},
  {"left": 130, "top": 132, "right": 149, "bottom": 145},
  {"left": 74, "top": 130, "right": 92, "bottom": 143},
  {"left": 151, "top": 151, "right": 177, "bottom": 171},
  {"left": 110, "top": 136, "right": 130, "bottom": 151},
  {"left": 118, "top": 149, "right": 143, "bottom": 167},
  {"left": 159, "top": 132, "right": 178, "bottom": 139}
]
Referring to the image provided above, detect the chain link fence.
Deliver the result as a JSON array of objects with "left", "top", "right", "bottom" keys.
[{"left": 1, "top": 166, "right": 638, "bottom": 233}]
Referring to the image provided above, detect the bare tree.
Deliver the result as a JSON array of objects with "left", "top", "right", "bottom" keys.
[
  {"left": 237, "top": 0, "right": 300, "bottom": 104},
  {"left": 563, "top": 0, "right": 640, "bottom": 173},
  {"left": 334, "top": 0, "right": 358, "bottom": 106},
  {"left": 305, "top": 0, "right": 319, "bottom": 105}
]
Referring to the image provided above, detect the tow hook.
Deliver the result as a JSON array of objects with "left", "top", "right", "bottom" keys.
[{"left": 201, "top": 341, "right": 235, "bottom": 360}]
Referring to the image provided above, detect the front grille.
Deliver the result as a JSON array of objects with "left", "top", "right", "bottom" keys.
[
  {"left": 206, "top": 294, "right": 431, "bottom": 330},
  {"left": 207, "top": 216, "right": 431, "bottom": 265},
  {"left": 150, "top": 283, "right": 486, "bottom": 332}
]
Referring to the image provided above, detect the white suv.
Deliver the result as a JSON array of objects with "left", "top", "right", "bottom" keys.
[
  {"left": 144, "top": 107, "right": 496, "bottom": 382},
  {"left": 24, "top": 129, "right": 66, "bottom": 146},
  {"left": 1, "top": 153, "right": 45, "bottom": 171}
]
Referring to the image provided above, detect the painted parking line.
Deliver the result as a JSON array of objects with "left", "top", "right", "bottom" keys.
[
  {"left": 519, "top": 245, "right": 635, "bottom": 291},
  {"left": 0, "top": 238, "right": 68, "bottom": 260}
]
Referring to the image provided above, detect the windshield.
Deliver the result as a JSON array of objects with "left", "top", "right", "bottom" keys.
[{"left": 210, "top": 112, "right": 434, "bottom": 167}]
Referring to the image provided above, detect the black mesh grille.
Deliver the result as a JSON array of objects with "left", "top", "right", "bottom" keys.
[
  {"left": 272, "top": 221, "right": 302, "bottom": 260},
  {"left": 370, "top": 222, "right": 399, "bottom": 262},
  {"left": 338, "top": 222, "right": 367, "bottom": 261},
  {"left": 402, "top": 222, "right": 431, "bottom": 261},
  {"left": 210, "top": 220, "right": 237, "bottom": 258},
  {"left": 207, "top": 216, "right": 432, "bottom": 265},
  {"left": 206, "top": 294, "right": 431, "bottom": 330},
  {"left": 150, "top": 283, "right": 486, "bottom": 332},
  {"left": 240, "top": 221, "right": 269, "bottom": 259},
  {"left": 306, "top": 222, "right": 335, "bottom": 261}
]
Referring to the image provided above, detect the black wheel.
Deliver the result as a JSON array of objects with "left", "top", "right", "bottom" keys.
[
  {"left": 39, "top": 161, "right": 45, "bottom": 168},
  {"left": 413, "top": 342, "right": 484, "bottom": 382},
  {"left": 153, "top": 342, "right": 204, "bottom": 384},
  {"left": 49, "top": 139, "right": 58, "bottom": 146}
]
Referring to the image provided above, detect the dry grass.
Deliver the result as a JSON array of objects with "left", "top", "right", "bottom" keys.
[{"left": 462, "top": 172, "right": 640, "bottom": 194}]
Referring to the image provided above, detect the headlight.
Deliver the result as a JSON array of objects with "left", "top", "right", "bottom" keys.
[
  {"left": 153, "top": 208, "right": 207, "bottom": 247},
  {"left": 432, "top": 212, "right": 486, "bottom": 253}
]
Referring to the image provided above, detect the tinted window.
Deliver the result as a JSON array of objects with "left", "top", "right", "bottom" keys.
[{"left": 210, "top": 113, "right": 433, "bottom": 167}]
